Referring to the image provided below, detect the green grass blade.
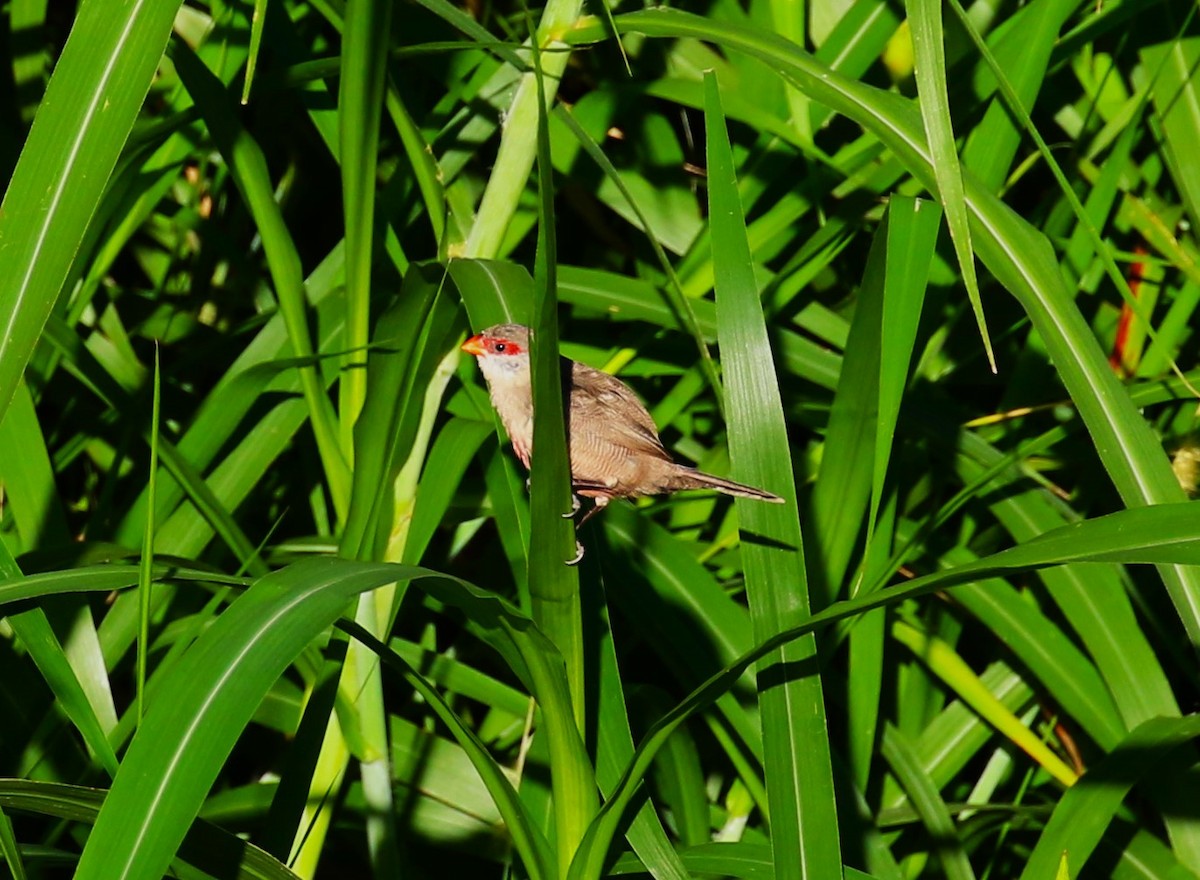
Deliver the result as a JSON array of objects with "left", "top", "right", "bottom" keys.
[
  {"left": 891, "top": 619, "right": 1078, "bottom": 786},
  {"left": 958, "top": 0, "right": 1077, "bottom": 192},
  {"left": 402, "top": 419, "right": 492, "bottom": 563},
  {"left": 0, "top": 778, "right": 301, "bottom": 880},
  {"left": 945, "top": 0, "right": 1157, "bottom": 373},
  {"left": 171, "top": 42, "right": 351, "bottom": 520},
  {"left": 1141, "top": 32, "right": 1200, "bottom": 237},
  {"left": 3, "top": 607, "right": 120, "bottom": 779},
  {"left": 947, "top": 576, "right": 1125, "bottom": 751},
  {"left": 570, "top": 498, "right": 1200, "bottom": 879},
  {"left": 0, "top": 413, "right": 119, "bottom": 778},
  {"left": 384, "top": 79, "right": 451, "bottom": 246},
  {"left": 809, "top": 195, "right": 940, "bottom": 602},
  {"left": 406, "top": 0, "right": 528, "bottom": 70},
  {"left": 955, "top": 434, "right": 1180, "bottom": 731},
  {"left": 882, "top": 726, "right": 976, "bottom": 880},
  {"left": 553, "top": 104, "right": 722, "bottom": 403},
  {"left": 340, "top": 265, "right": 453, "bottom": 560},
  {"left": 340, "top": 621, "right": 556, "bottom": 880},
  {"left": 72, "top": 560, "right": 438, "bottom": 880},
  {"left": 705, "top": 71, "right": 842, "bottom": 880},
  {"left": 241, "top": 0, "right": 269, "bottom": 103},
  {"left": 589, "top": 569, "right": 691, "bottom": 880},
  {"left": 0, "top": 381, "right": 69, "bottom": 549},
  {"left": 37, "top": 320, "right": 270, "bottom": 577},
  {"left": 450, "top": 258, "right": 534, "bottom": 327},
  {"left": 0, "top": 803, "right": 26, "bottom": 880},
  {"left": 337, "top": 0, "right": 394, "bottom": 453},
  {"left": 905, "top": 0, "right": 991, "bottom": 369},
  {"left": 0, "top": 0, "right": 179, "bottom": 423},
  {"left": 463, "top": 0, "right": 584, "bottom": 258},
  {"left": 871, "top": 198, "right": 940, "bottom": 538},
  {"left": 528, "top": 39, "right": 597, "bottom": 874},
  {"left": 1019, "top": 716, "right": 1200, "bottom": 880},
  {"left": 136, "top": 345, "right": 160, "bottom": 724},
  {"left": 107, "top": 246, "right": 346, "bottom": 552}
]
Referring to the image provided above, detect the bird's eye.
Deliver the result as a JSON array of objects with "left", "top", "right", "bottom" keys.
[{"left": 494, "top": 343, "right": 506, "bottom": 353}]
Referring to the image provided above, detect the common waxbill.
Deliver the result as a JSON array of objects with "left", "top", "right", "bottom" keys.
[{"left": 462, "top": 324, "right": 784, "bottom": 524}]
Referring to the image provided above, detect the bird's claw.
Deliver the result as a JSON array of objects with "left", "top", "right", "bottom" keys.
[
  {"left": 566, "top": 540, "right": 585, "bottom": 566},
  {"left": 562, "top": 494, "right": 582, "bottom": 518}
]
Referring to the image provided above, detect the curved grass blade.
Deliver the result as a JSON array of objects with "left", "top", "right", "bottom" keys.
[
  {"left": 338, "top": 620, "right": 555, "bottom": 880},
  {"left": 72, "top": 560, "right": 431, "bottom": 880},
  {"left": 0, "top": 779, "right": 301, "bottom": 880},
  {"left": 0, "top": 0, "right": 180, "bottom": 423},
  {"left": 68, "top": 556, "right": 590, "bottom": 880}
]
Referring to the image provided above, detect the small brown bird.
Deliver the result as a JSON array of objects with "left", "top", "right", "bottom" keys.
[{"left": 462, "top": 323, "right": 784, "bottom": 530}]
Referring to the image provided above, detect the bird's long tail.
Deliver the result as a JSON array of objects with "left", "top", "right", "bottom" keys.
[{"left": 670, "top": 468, "right": 785, "bottom": 503}]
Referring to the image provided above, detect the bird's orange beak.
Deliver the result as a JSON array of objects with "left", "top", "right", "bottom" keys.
[{"left": 461, "top": 334, "right": 486, "bottom": 357}]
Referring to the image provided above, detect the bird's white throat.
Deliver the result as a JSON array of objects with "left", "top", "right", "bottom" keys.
[{"left": 477, "top": 354, "right": 534, "bottom": 442}]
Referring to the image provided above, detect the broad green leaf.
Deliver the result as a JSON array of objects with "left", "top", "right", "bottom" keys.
[
  {"left": 705, "top": 71, "right": 842, "bottom": 880},
  {"left": 0, "top": 0, "right": 181, "bottom": 423}
]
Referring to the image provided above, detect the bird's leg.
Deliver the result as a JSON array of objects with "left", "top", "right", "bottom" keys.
[
  {"left": 566, "top": 541, "right": 585, "bottom": 566},
  {"left": 576, "top": 495, "right": 610, "bottom": 528},
  {"left": 564, "top": 496, "right": 610, "bottom": 565},
  {"left": 561, "top": 493, "right": 582, "bottom": 518}
]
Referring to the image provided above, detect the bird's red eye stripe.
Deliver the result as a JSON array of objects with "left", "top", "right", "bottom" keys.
[{"left": 489, "top": 339, "right": 522, "bottom": 354}]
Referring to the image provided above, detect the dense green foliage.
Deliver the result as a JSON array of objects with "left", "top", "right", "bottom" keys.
[{"left": 1, "top": 0, "right": 1200, "bottom": 878}]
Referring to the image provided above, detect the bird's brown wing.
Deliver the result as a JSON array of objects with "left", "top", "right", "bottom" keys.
[{"left": 567, "top": 361, "right": 670, "bottom": 459}]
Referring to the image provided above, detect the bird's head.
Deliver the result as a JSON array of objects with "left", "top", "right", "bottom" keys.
[{"left": 461, "top": 324, "right": 532, "bottom": 383}]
